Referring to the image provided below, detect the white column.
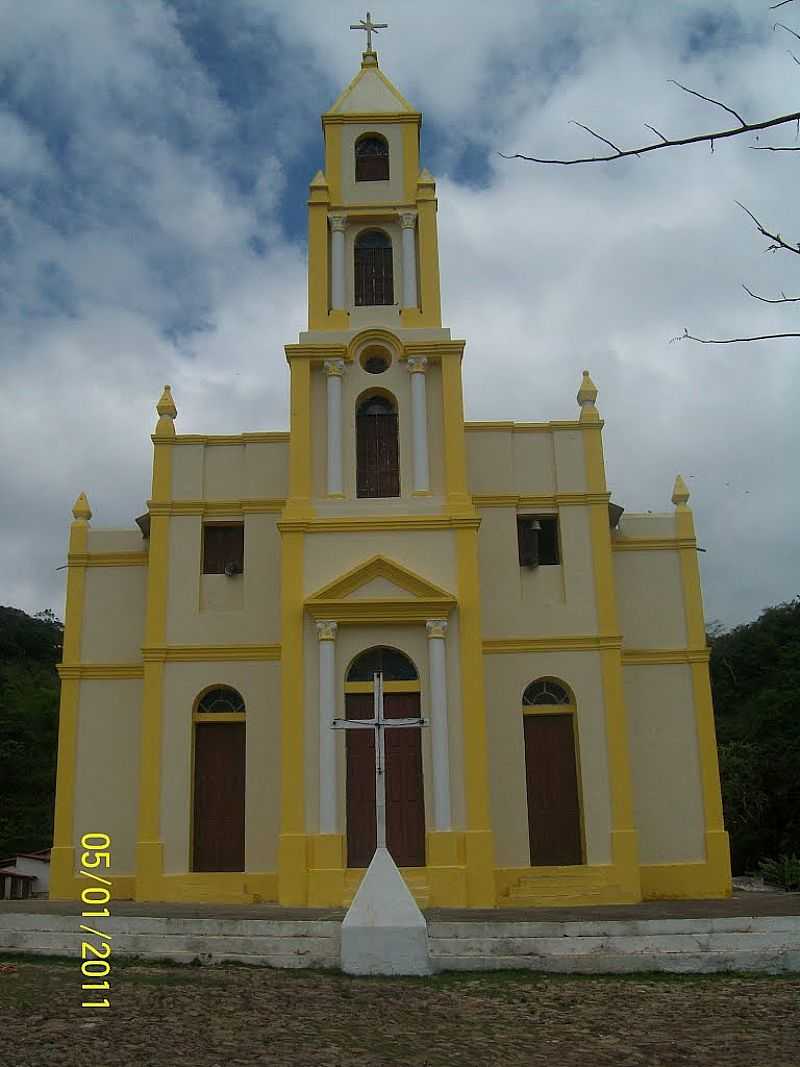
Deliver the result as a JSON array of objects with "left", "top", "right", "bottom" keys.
[
  {"left": 317, "top": 620, "right": 338, "bottom": 834},
  {"left": 400, "top": 212, "right": 418, "bottom": 309},
  {"left": 426, "top": 619, "right": 452, "bottom": 831},
  {"left": 324, "top": 359, "right": 345, "bottom": 497},
  {"left": 407, "top": 356, "right": 430, "bottom": 494},
  {"left": 329, "top": 215, "right": 347, "bottom": 309}
]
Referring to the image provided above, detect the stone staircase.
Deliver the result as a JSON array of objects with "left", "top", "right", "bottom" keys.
[
  {"left": 344, "top": 868, "right": 430, "bottom": 908},
  {"left": 498, "top": 867, "right": 616, "bottom": 908}
]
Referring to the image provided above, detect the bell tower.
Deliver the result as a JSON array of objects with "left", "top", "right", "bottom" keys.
[{"left": 307, "top": 44, "right": 442, "bottom": 332}]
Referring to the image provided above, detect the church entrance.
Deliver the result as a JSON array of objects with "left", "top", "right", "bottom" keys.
[
  {"left": 344, "top": 647, "right": 426, "bottom": 868},
  {"left": 192, "top": 721, "right": 246, "bottom": 872},
  {"left": 523, "top": 712, "right": 582, "bottom": 866}
]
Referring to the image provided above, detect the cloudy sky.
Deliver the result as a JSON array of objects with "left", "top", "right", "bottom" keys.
[{"left": 1, "top": 0, "right": 797, "bottom": 630}]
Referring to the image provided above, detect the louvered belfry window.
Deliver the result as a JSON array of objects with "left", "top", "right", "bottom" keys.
[
  {"left": 355, "top": 135, "right": 389, "bottom": 181},
  {"left": 354, "top": 229, "right": 394, "bottom": 306},
  {"left": 356, "top": 394, "right": 400, "bottom": 498}
]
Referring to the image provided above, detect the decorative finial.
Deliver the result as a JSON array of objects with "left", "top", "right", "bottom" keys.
[
  {"left": 350, "top": 11, "right": 388, "bottom": 54},
  {"left": 155, "top": 385, "right": 177, "bottom": 437},
  {"left": 672, "top": 474, "right": 690, "bottom": 507},
  {"left": 72, "top": 491, "right": 92, "bottom": 523},
  {"left": 577, "top": 370, "right": 599, "bottom": 422}
]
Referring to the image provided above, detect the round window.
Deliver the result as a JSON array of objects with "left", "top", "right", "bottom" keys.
[{"left": 360, "top": 345, "right": 391, "bottom": 374}]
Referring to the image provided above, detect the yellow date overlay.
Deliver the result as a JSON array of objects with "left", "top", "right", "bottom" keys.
[{"left": 79, "top": 833, "right": 112, "bottom": 1008}]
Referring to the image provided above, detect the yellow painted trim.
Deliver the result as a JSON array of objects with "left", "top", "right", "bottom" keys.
[
  {"left": 157, "top": 872, "right": 278, "bottom": 904},
  {"left": 613, "top": 537, "right": 696, "bottom": 552},
  {"left": 622, "top": 648, "right": 710, "bottom": 665},
  {"left": 192, "top": 711, "right": 246, "bottom": 723},
  {"left": 58, "top": 663, "right": 144, "bottom": 679},
  {"left": 308, "top": 188, "right": 331, "bottom": 329},
  {"left": 279, "top": 515, "right": 480, "bottom": 534},
  {"left": 582, "top": 422, "right": 641, "bottom": 899},
  {"left": 285, "top": 343, "right": 349, "bottom": 363},
  {"left": 308, "top": 553, "right": 456, "bottom": 602},
  {"left": 324, "top": 121, "right": 342, "bottom": 206},
  {"left": 50, "top": 510, "right": 90, "bottom": 898},
  {"left": 416, "top": 180, "right": 442, "bottom": 328},
  {"left": 495, "top": 863, "right": 640, "bottom": 907},
  {"left": 142, "top": 644, "right": 280, "bottom": 662},
  {"left": 68, "top": 552, "right": 147, "bottom": 568},
  {"left": 473, "top": 493, "right": 610, "bottom": 509},
  {"left": 640, "top": 852, "right": 731, "bottom": 900},
  {"left": 286, "top": 358, "right": 312, "bottom": 515},
  {"left": 483, "top": 635, "right": 622, "bottom": 654},
  {"left": 440, "top": 351, "right": 471, "bottom": 511},
  {"left": 402, "top": 122, "right": 419, "bottom": 204},
  {"left": 345, "top": 680, "right": 420, "bottom": 694},
  {"left": 323, "top": 112, "right": 421, "bottom": 125},
  {"left": 465, "top": 420, "right": 597, "bottom": 433},
  {"left": 171, "top": 432, "right": 289, "bottom": 445},
  {"left": 135, "top": 433, "right": 173, "bottom": 901},
  {"left": 278, "top": 528, "right": 307, "bottom": 905},
  {"left": 521, "top": 704, "right": 576, "bottom": 715},
  {"left": 346, "top": 328, "right": 402, "bottom": 363},
  {"left": 50, "top": 875, "right": 136, "bottom": 902},
  {"left": 455, "top": 525, "right": 496, "bottom": 906},
  {"left": 307, "top": 599, "right": 455, "bottom": 624},
  {"left": 149, "top": 499, "right": 285, "bottom": 516}
]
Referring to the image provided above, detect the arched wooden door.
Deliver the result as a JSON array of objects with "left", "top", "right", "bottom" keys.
[{"left": 345, "top": 690, "right": 426, "bottom": 868}]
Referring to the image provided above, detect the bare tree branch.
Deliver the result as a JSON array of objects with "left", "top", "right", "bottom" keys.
[
  {"left": 742, "top": 284, "right": 800, "bottom": 303},
  {"left": 501, "top": 109, "right": 800, "bottom": 165},
  {"left": 736, "top": 201, "right": 800, "bottom": 256},
  {"left": 750, "top": 145, "right": 800, "bottom": 150},
  {"left": 769, "top": 0, "right": 796, "bottom": 9},
  {"left": 673, "top": 329, "right": 800, "bottom": 344},
  {"left": 667, "top": 79, "right": 747, "bottom": 127},
  {"left": 570, "top": 121, "right": 623, "bottom": 154},
  {"left": 774, "top": 20, "right": 800, "bottom": 42},
  {"left": 643, "top": 123, "right": 669, "bottom": 142}
]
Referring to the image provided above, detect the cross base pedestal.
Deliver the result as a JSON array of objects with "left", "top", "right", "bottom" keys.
[{"left": 340, "top": 847, "right": 432, "bottom": 975}]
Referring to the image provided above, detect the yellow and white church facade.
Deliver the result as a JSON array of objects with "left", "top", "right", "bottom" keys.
[{"left": 51, "top": 48, "right": 731, "bottom": 909}]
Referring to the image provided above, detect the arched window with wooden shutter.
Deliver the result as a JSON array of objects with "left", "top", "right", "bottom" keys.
[
  {"left": 356, "top": 393, "right": 400, "bottom": 498},
  {"left": 355, "top": 134, "right": 389, "bottom": 181},
  {"left": 354, "top": 229, "right": 394, "bottom": 306}
]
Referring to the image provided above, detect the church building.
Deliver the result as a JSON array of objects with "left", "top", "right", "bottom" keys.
[{"left": 50, "top": 41, "right": 731, "bottom": 908}]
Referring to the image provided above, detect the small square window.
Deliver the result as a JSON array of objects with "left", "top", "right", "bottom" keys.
[
  {"left": 517, "top": 516, "right": 560, "bottom": 567},
  {"left": 203, "top": 524, "right": 244, "bottom": 575}
]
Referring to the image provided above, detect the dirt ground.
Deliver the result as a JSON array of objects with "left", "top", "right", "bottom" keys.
[{"left": 1, "top": 957, "right": 798, "bottom": 1067}]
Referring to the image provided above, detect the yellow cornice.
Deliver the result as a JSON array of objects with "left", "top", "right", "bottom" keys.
[
  {"left": 278, "top": 514, "right": 480, "bottom": 533},
  {"left": 322, "top": 112, "right": 420, "bottom": 126},
  {"left": 68, "top": 552, "right": 147, "bottom": 568},
  {"left": 482, "top": 635, "right": 623, "bottom": 654},
  {"left": 171, "top": 433, "right": 289, "bottom": 446},
  {"left": 192, "top": 711, "right": 247, "bottom": 723},
  {"left": 473, "top": 493, "right": 611, "bottom": 509},
  {"left": 142, "top": 645, "right": 281, "bottom": 662},
  {"left": 622, "top": 648, "right": 710, "bottom": 665},
  {"left": 306, "top": 598, "right": 455, "bottom": 624},
  {"left": 404, "top": 341, "right": 465, "bottom": 359},
  {"left": 58, "top": 663, "right": 144, "bottom": 679},
  {"left": 612, "top": 537, "right": 696, "bottom": 551},
  {"left": 285, "top": 343, "right": 349, "bottom": 364},
  {"left": 345, "top": 680, "right": 420, "bottom": 694},
  {"left": 327, "top": 202, "right": 418, "bottom": 215},
  {"left": 465, "top": 420, "right": 600, "bottom": 433},
  {"left": 148, "top": 499, "right": 285, "bottom": 516}
]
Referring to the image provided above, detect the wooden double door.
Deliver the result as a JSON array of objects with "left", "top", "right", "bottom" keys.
[
  {"left": 523, "top": 714, "right": 583, "bottom": 866},
  {"left": 192, "top": 723, "right": 246, "bottom": 872},
  {"left": 346, "top": 692, "right": 426, "bottom": 868}
]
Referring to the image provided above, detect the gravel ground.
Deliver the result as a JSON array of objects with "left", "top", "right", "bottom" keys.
[{"left": 1, "top": 958, "right": 798, "bottom": 1066}]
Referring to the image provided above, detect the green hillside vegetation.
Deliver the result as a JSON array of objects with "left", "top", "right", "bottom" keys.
[
  {"left": 710, "top": 597, "right": 800, "bottom": 876},
  {"left": 0, "top": 606, "right": 61, "bottom": 859},
  {"left": 0, "top": 599, "right": 797, "bottom": 877}
]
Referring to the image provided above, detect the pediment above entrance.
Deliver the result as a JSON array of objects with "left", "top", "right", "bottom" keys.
[{"left": 306, "top": 555, "right": 456, "bottom": 624}]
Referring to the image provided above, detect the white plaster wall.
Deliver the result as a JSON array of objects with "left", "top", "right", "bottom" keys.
[
  {"left": 615, "top": 550, "right": 689, "bottom": 649},
  {"left": 80, "top": 567, "right": 146, "bottom": 663},
  {"left": 170, "top": 442, "right": 288, "bottom": 502},
  {"left": 511, "top": 433, "right": 557, "bottom": 495},
  {"left": 483, "top": 651, "right": 612, "bottom": 868},
  {"left": 466, "top": 431, "right": 514, "bottom": 495},
  {"left": 465, "top": 427, "right": 584, "bottom": 497},
  {"left": 553, "top": 431, "right": 587, "bottom": 493},
  {"left": 205, "top": 445, "right": 245, "bottom": 500},
  {"left": 624, "top": 664, "right": 705, "bottom": 863},
  {"left": 303, "top": 619, "right": 465, "bottom": 839},
  {"left": 171, "top": 445, "right": 203, "bottom": 499},
  {"left": 87, "top": 530, "right": 144, "bottom": 553},
  {"left": 160, "top": 661, "right": 281, "bottom": 874},
  {"left": 166, "top": 514, "right": 281, "bottom": 645},
  {"left": 73, "top": 680, "right": 142, "bottom": 875},
  {"left": 477, "top": 507, "right": 598, "bottom": 638}
]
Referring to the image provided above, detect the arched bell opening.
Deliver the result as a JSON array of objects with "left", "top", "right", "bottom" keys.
[{"left": 355, "top": 391, "right": 400, "bottom": 499}]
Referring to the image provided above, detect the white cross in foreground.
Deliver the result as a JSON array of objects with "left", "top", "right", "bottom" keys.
[
  {"left": 333, "top": 672, "right": 427, "bottom": 853},
  {"left": 349, "top": 12, "right": 388, "bottom": 54}
]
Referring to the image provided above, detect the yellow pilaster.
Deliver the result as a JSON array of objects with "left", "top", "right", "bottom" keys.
[
  {"left": 307, "top": 172, "right": 331, "bottom": 331},
  {"left": 672, "top": 477, "right": 731, "bottom": 895},
  {"left": 415, "top": 171, "right": 442, "bottom": 328},
  {"left": 134, "top": 387, "right": 176, "bottom": 901},
  {"left": 439, "top": 349, "right": 471, "bottom": 512},
  {"left": 580, "top": 374, "right": 640, "bottom": 899},
  {"left": 50, "top": 494, "right": 91, "bottom": 898},
  {"left": 402, "top": 122, "right": 420, "bottom": 204}
]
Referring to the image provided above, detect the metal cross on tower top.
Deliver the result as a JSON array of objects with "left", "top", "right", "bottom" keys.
[
  {"left": 332, "top": 673, "right": 427, "bottom": 854},
  {"left": 349, "top": 11, "right": 388, "bottom": 53}
]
